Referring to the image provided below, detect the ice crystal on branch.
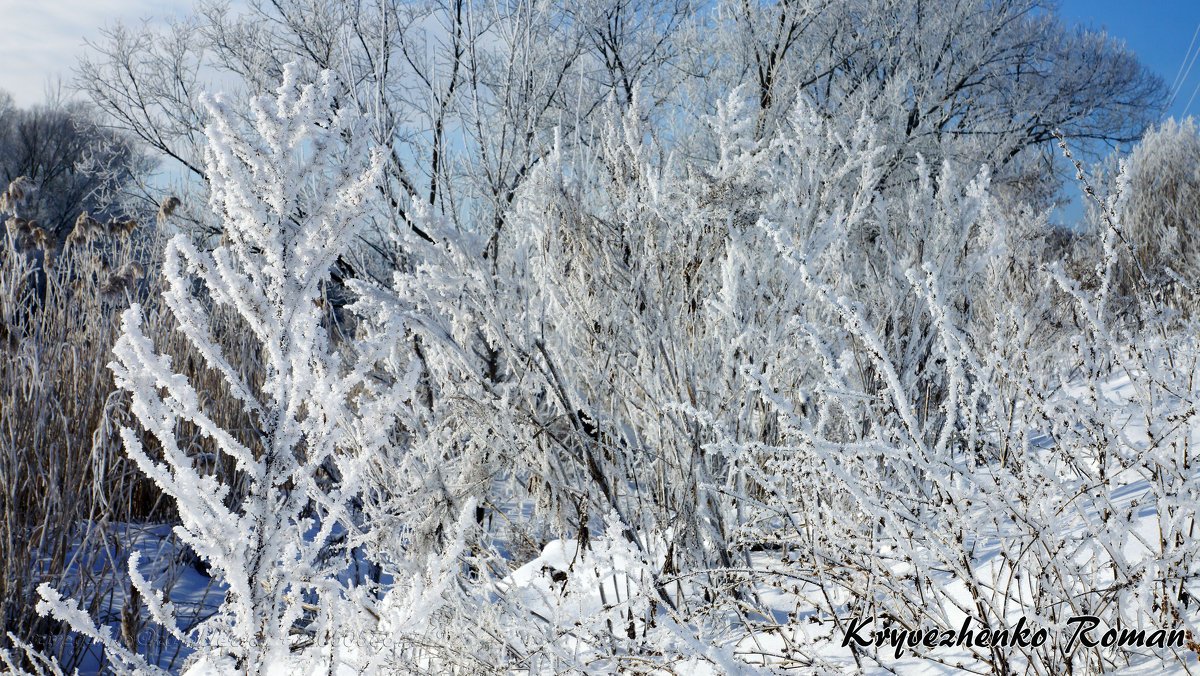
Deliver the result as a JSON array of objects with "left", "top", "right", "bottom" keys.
[{"left": 39, "top": 65, "right": 387, "bottom": 675}]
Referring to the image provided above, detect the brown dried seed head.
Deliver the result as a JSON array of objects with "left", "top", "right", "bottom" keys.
[
  {"left": 106, "top": 217, "right": 138, "bottom": 236},
  {"left": 5, "top": 217, "right": 28, "bottom": 235},
  {"left": 73, "top": 211, "right": 102, "bottom": 240},
  {"left": 120, "top": 584, "right": 142, "bottom": 652},
  {"left": 6, "top": 176, "right": 34, "bottom": 202},
  {"left": 158, "top": 196, "right": 181, "bottom": 223},
  {"left": 30, "top": 226, "right": 50, "bottom": 248},
  {"left": 1, "top": 177, "right": 35, "bottom": 213},
  {"left": 0, "top": 322, "right": 17, "bottom": 352},
  {"left": 120, "top": 261, "right": 144, "bottom": 279},
  {"left": 101, "top": 275, "right": 123, "bottom": 296}
]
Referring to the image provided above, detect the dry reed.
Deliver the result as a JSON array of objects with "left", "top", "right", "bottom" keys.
[{"left": 0, "top": 178, "right": 264, "bottom": 672}]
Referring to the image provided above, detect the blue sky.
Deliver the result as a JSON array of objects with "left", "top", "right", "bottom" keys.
[
  {"left": 1046, "top": 1, "right": 1200, "bottom": 224},
  {"left": 1056, "top": 0, "right": 1200, "bottom": 122},
  {"left": 0, "top": 0, "right": 192, "bottom": 107},
  {"left": 2, "top": 1, "right": 1199, "bottom": 117}
]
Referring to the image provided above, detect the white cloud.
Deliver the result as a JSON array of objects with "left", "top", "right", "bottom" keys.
[{"left": 0, "top": 0, "right": 192, "bottom": 107}]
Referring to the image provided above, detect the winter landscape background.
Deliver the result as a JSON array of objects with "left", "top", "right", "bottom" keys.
[{"left": 2, "top": 0, "right": 1200, "bottom": 674}]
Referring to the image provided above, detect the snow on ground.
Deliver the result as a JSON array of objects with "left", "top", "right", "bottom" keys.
[
  {"left": 53, "top": 523, "right": 224, "bottom": 674},
  {"left": 54, "top": 372, "right": 1200, "bottom": 674}
]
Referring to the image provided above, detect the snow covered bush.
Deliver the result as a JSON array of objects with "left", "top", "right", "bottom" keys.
[
  {"left": 21, "top": 56, "right": 1200, "bottom": 676},
  {"left": 698, "top": 104, "right": 1200, "bottom": 674},
  {"left": 34, "top": 66, "right": 398, "bottom": 675},
  {"left": 1109, "top": 117, "right": 1200, "bottom": 316},
  {"left": 447, "top": 91, "right": 1200, "bottom": 673}
]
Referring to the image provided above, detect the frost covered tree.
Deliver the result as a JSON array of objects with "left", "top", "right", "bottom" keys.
[
  {"left": 35, "top": 66, "right": 399, "bottom": 674},
  {"left": 76, "top": 0, "right": 1164, "bottom": 253},
  {"left": 74, "top": 0, "right": 696, "bottom": 266},
  {"left": 674, "top": 0, "right": 1165, "bottom": 198},
  {"left": 0, "top": 95, "right": 151, "bottom": 243},
  {"left": 1107, "top": 117, "right": 1200, "bottom": 314}
]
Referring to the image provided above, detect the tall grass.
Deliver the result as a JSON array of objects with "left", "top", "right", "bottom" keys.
[{"left": 0, "top": 182, "right": 263, "bottom": 672}]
